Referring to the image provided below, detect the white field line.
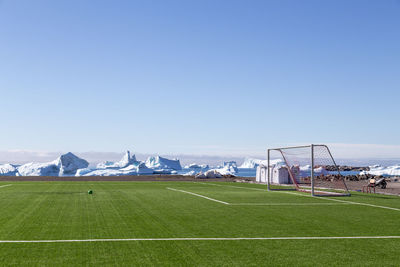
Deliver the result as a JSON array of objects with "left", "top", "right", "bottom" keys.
[
  {"left": 1, "top": 236, "right": 400, "bottom": 243},
  {"left": 169, "top": 186, "right": 346, "bottom": 206},
  {"left": 198, "top": 182, "right": 400, "bottom": 212},
  {"left": 167, "top": 187, "right": 230, "bottom": 205},
  {"left": 229, "top": 203, "right": 350, "bottom": 206},
  {"left": 282, "top": 191, "right": 400, "bottom": 212},
  {"left": 0, "top": 184, "right": 12, "bottom": 189},
  {"left": 195, "top": 182, "right": 267, "bottom": 191}
]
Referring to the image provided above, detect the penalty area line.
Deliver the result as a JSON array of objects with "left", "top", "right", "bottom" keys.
[
  {"left": 167, "top": 187, "right": 347, "bottom": 206},
  {"left": 195, "top": 182, "right": 267, "bottom": 192},
  {"left": 0, "top": 184, "right": 12, "bottom": 189},
  {"left": 282, "top": 191, "right": 400, "bottom": 212},
  {"left": 1, "top": 236, "right": 400, "bottom": 243},
  {"left": 166, "top": 187, "right": 230, "bottom": 205}
]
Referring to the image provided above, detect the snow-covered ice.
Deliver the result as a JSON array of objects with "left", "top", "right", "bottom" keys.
[
  {"left": 81, "top": 168, "right": 137, "bottom": 176},
  {"left": 184, "top": 163, "right": 209, "bottom": 169},
  {"left": 361, "top": 165, "right": 400, "bottom": 176},
  {"left": 0, "top": 164, "right": 19, "bottom": 176},
  {"left": 97, "top": 151, "right": 137, "bottom": 169},
  {"left": 75, "top": 168, "right": 93, "bottom": 176},
  {"left": 17, "top": 162, "right": 60, "bottom": 176},
  {"left": 145, "top": 156, "right": 182, "bottom": 170},
  {"left": 55, "top": 152, "right": 89, "bottom": 175},
  {"left": 239, "top": 158, "right": 265, "bottom": 168},
  {"left": 120, "top": 162, "right": 154, "bottom": 175}
]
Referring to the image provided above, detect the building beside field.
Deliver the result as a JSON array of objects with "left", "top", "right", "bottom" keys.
[{"left": 256, "top": 164, "right": 290, "bottom": 184}]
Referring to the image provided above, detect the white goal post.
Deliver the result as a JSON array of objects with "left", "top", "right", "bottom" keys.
[{"left": 267, "top": 144, "right": 350, "bottom": 197}]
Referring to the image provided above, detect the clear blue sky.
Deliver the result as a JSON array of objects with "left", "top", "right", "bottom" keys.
[{"left": 0, "top": 0, "right": 399, "bottom": 157}]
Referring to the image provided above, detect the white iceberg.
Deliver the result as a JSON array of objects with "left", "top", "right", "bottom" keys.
[
  {"left": 0, "top": 164, "right": 19, "bottom": 176},
  {"left": 75, "top": 168, "right": 93, "bottom": 176},
  {"left": 223, "top": 161, "right": 238, "bottom": 172},
  {"left": 96, "top": 161, "right": 115, "bottom": 169},
  {"left": 361, "top": 165, "right": 400, "bottom": 176},
  {"left": 55, "top": 152, "right": 89, "bottom": 175},
  {"left": 239, "top": 158, "right": 265, "bottom": 168},
  {"left": 145, "top": 156, "right": 182, "bottom": 170},
  {"left": 184, "top": 163, "right": 209, "bottom": 169},
  {"left": 298, "top": 165, "right": 328, "bottom": 177},
  {"left": 183, "top": 170, "right": 196, "bottom": 176},
  {"left": 240, "top": 158, "right": 285, "bottom": 168},
  {"left": 97, "top": 151, "right": 137, "bottom": 169},
  {"left": 17, "top": 152, "right": 88, "bottom": 176},
  {"left": 120, "top": 162, "right": 154, "bottom": 175},
  {"left": 82, "top": 169, "right": 137, "bottom": 176},
  {"left": 203, "top": 162, "right": 239, "bottom": 177},
  {"left": 17, "top": 162, "right": 60, "bottom": 176}
]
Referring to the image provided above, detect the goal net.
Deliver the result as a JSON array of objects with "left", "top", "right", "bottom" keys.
[{"left": 267, "top": 144, "right": 350, "bottom": 197}]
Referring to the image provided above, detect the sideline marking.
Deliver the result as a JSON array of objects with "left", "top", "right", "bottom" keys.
[
  {"left": 0, "top": 184, "right": 12, "bottom": 189},
  {"left": 1, "top": 236, "right": 400, "bottom": 243},
  {"left": 167, "top": 187, "right": 230, "bottom": 205}
]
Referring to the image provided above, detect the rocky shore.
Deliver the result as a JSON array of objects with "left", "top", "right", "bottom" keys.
[{"left": 324, "top": 165, "right": 370, "bottom": 172}]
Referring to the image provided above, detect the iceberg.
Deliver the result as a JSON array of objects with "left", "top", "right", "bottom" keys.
[
  {"left": 183, "top": 170, "right": 196, "bottom": 176},
  {"left": 75, "top": 168, "right": 93, "bottom": 176},
  {"left": 360, "top": 165, "right": 400, "bottom": 176},
  {"left": 97, "top": 151, "right": 137, "bottom": 169},
  {"left": 17, "top": 152, "right": 88, "bottom": 176},
  {"left": 55, "top": 152, "right": 89, "bottom": 175},
  {"left": 96, "top": 161, "right": 115, "bottom": 169},
  {"left": 0, "top": 164, "right": 19, "bottom": 176},
  {"left": 298, "top": 165, "right": 328, "bottom": 177},
  {"left": 145, "top": 156, "right": 182, "bottom": 170},
  {"left": 184, "top": 163, "right": 209, "bottom": 169},
  {"left": 223, "top": 161, "right": 238, "bottom": 173},
  {"left": 79, "top": 160, "right": 154, "bottom": 177},
  {"left": 239, "top": 158, "right": 265, "bottom": 168},
  {"left": 17, "top": 162, "right": 59, "bottom": 176},
  {"left": 81, "top": 169, "right": 137, "bottom": 176},
  {"left": 120, "top": 162, "right": 154, "bottom": 175},
  {"left": 203, "top": 162, "right": 239, "bottom": 177},
  {"left": 240, "top": 158, "right": 285, "bottom": 168}
]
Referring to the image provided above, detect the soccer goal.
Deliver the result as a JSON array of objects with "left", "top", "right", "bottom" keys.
[{"left": 267, "top": 144, "right": 350, "bottom": 197}]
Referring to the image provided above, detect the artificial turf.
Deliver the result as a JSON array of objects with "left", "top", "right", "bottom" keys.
[{"left": 0, "top": 181, "right": 399, "bottom": 266}]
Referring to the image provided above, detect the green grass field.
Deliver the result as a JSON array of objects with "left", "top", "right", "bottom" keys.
[{"left": 1, "top": 181, "right": 400, "bottom": 266}]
